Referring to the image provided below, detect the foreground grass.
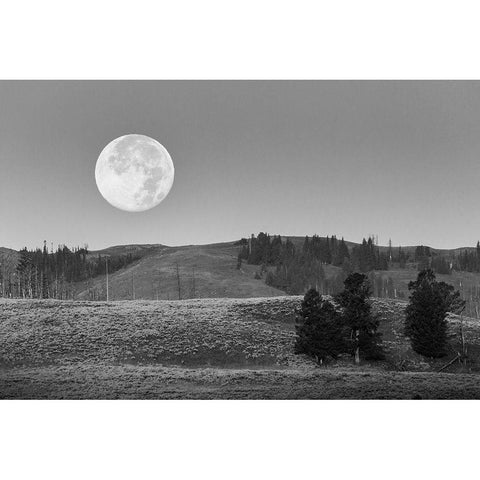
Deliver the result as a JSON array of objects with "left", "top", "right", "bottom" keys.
[
  {"left": 1, "top": 364, "right": 480, "bottom": 399},
  {"left": 0, "top": 297, "right": 299, "bottom": 368},
  {"left": 2, "top": 296, "right": 480, "bottom": 399}
]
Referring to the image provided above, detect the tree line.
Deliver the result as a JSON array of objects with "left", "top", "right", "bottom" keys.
[
  {"left": 0, "top": 241, "right": 140, "bottom": 299},
  {"left": 414, "top": 243, "right": 480, "bottom": 274},
  {"left": 237, "top": 233, "right": 391, "bottom": 295},
  {"left": 238, "top": 233, "right": 480, "bottom": 296}
]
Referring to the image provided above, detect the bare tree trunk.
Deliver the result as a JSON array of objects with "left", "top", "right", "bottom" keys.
[
  {"left": 192, "top": 267, "right": 196, "bottom": 298},
  {"left": 105, "top": 257, "right": 109, "bottom": 302},
  {"left": 460, "top": 314, "right": 468, "bottom": 367},
  {"left": 354, "top": 329, "right": 360, "bottom": 364}
]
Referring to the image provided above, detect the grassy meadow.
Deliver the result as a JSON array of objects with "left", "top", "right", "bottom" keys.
[{"left": 2, "top": 296, "right": 480, "bottom": 399}]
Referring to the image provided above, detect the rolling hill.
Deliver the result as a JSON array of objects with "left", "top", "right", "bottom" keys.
[
  {"left": 76, "top": 242, "right": 285, "bottom": 300},
  {"left": 78, "top": 239, "right": 480, "bottom": 316},
  {"left": 4, "top": 237, "right": 480, "bottom": 311}
]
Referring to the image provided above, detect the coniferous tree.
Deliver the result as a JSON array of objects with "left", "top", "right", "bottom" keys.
[
  {"left": 13, "top": 242, "right": 140, "bottom": 299},
  {"left": 335, "top": 273, "right": 384, "bottom": 363},
  {"left": 295, "top": 288, "right": 345, "bottom": 363},
  {"left": 404, "top": 269, "right": 465, "bottom": 358}
]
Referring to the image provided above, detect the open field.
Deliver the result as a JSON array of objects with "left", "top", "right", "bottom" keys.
[
  {"left": 3, "top": 365, "right": 480, "bottom": 399},
  {"left": 2, "top": 296, "right": 480, "bottom": 399}
]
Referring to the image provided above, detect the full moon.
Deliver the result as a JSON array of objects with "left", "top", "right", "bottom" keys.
[{"left": 95, "top": 134, "right": 174, "bottom": 212}]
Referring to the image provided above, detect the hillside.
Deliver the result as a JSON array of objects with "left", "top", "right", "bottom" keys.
[
  {"left": 2, "top": 296, "right": 480, "bottom": 399},
  {"left": 0, "top": 247, "right": 19, "bottom": 266},
  {"left": 76, "top": 242, "right": 285, "bottom": 300},
  {"left": 5, "top": 237, "right": 480, "bottom": 306},
  {"left": 74, "top": 238, "right": 480, "bottom": 308}
]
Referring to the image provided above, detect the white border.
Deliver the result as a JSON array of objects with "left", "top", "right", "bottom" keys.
[
  {"left": 1, "top": 0, "right": 479, "bottom": 478},
  {"left": 1, "top": 400, "right": 479, "bottom": 480},
  {"left": 1, "top": 0, "right": 480, "bottom": 79}
]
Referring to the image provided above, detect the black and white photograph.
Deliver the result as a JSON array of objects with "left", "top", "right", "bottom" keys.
[
  {"left": 2, "top": 80, "right": 480, "bottom": 400},
  {"left": 2, "top": 2, "right": 480, "bottom": 479}
]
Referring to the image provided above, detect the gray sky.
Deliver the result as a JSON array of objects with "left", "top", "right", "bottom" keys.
[{"left": 1, "top": 81, "right": 480, "bottom": 251}]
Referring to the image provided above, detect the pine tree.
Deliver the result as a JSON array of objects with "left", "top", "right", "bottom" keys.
[
  {"left": 335, "top": 273, "right": 384, "bottom": 363},
  {"left": 405, "top": 269, "right": 465, "bottom": 358},
  {"left": 295, "top": 288, "right": 345, "bottom": 363}
]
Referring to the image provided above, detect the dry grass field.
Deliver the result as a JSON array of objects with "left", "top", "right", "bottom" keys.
[
  {"left": 1, "top": 296, "right": 480, "bottom": 399},
  {"left": 76, "top": 242, "right": 285, "bottom": 301}
]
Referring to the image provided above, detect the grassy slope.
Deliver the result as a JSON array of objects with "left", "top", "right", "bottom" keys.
[
  {"left": 6, "top": 238, "right": 480, "bottom": 306},
  {"left": 89, "top": 240, "right": 480, "bottom": 315},
  {"left": 76, "top": 242, "right": 285, "bottom": 300},
  {"left": 2, "top": 296, "right": 480, "bottom": 399},
  {"left": 0, "top": 297, "right": 299, "bottom": 368}
]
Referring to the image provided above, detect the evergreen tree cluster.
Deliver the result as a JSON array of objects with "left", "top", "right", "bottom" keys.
[
  {"left": 295, "top": 273, "right": 384, "bottom": 364},
  {"left": 414, "top": 243, "right": 480, "bottom": 274},
  {"left": 239, "top": 233, "right": 480, "bottom": 297},
  {"left": 238, "top": 233, "right": 352, "bottom": 269},
  {"left": 11, "top": 242, "right": 140, "bottom": 299},
  {"left": 239, "top": 233, "right": 392, "bottom": 295},
  {"left": 302, "top": 235, "right": 350, "bottom": 266},
  {"left": 350, "top": 237, "right": 389, "bottom": 272},
  {"left": 237, "top": 233, "right": 294, "bottom": 266},
  {"left": 456, "top": 242, "right": 480, "bottom": 272},
  {"left": 297, "top": 269, "right": 466, "bottom": 364}
]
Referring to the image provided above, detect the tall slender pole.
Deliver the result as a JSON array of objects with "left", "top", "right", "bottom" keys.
[
  {"left": 132, "top": 271, "right": 135, "bottom": 300},
  {"left": 176, "top": 263, "right": 181, "bottom": 300},
  {"left": 192, "top": 266, "right": 196, "bottom": 298},
  {"left": 106, "top": 257, "right": 109, "bottom": 302}
]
